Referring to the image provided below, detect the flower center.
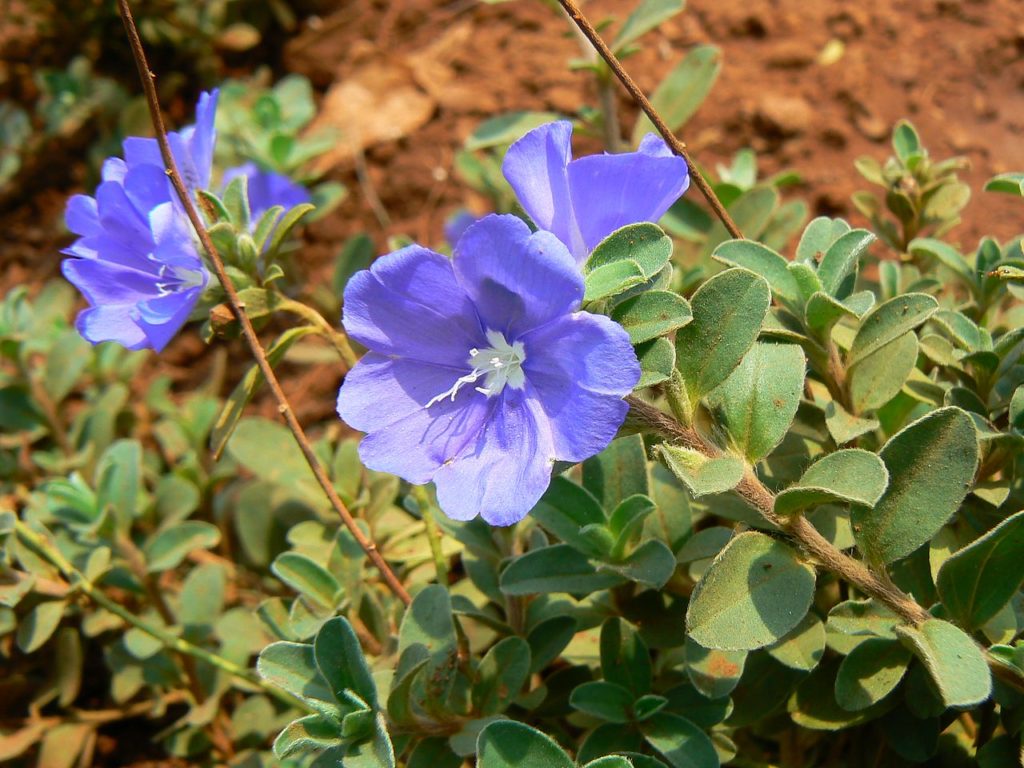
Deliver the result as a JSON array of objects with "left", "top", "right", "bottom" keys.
[
  {"left": 154, "top": 263, "right": 206, "bottom": 297},
  {"left": 426, "top": 329, "right": 526, "bottom": 407}
]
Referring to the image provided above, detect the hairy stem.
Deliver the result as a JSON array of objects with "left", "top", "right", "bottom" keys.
[
  {"left": 14, "top": 521, "right": 315, "bottom": 714},
  {"left": 116, "top": 0, "right": 410, "bottom": 607},
  {"left": 555, "top": 0, "right": 743, "bottom": 240}
]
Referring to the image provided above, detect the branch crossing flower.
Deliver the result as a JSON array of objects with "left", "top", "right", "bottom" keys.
[{"left": 336, "top": 214, "right": 640, "bottom": 525}]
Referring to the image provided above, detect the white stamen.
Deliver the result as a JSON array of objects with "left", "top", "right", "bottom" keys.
[{"left": 425, "top": 329, "right": 527, "bottom": 408}]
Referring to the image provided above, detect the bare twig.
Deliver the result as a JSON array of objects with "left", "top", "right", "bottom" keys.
[
  {"left": 116, "top": 0, "right": 410, "bottom": 607},
  {"left": 555, "top": 0, "right": 742, "bottom": 240}
]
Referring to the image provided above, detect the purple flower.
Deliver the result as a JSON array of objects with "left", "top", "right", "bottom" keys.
[
  {"left": 222, "top": 162, "right": 312, "bottom": 223},
  {"left": 336, "top": 214, "right": 640, "bottom": 525},
  {"left": 61, "top": 91, "right": 218, "bottom": 351},
  {"left": 502, "top": 120, "right": 689, "bottom": 264}
]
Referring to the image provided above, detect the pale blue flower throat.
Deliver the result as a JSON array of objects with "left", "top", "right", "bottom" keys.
[{"left": 426, "top": 329, "right": 526, "bottom": 407}]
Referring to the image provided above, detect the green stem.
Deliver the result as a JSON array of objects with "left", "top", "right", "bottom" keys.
[
  {"left": 14, "top": 520, "right": 315, "bottom": 715},
  {"left": 276, "top": 297, "right": 359, "bottom": 369},
  {"left": 412, "top": 486, "right": 449, "bottom": 585}
]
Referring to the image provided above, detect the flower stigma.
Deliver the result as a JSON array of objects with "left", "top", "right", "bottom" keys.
[{"left": 426, "top": 329, "right": 526, "bottom": 407}]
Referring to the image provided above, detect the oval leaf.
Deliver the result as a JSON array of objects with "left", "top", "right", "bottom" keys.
[
  {"left": 895, "top": 619, "right": 991, "bottom": 708},
  {"left": 774, "top": 449, "right": 889, "bottom": 516},
  {"left": 686, "top": 532, "right": 816, "bottom": 651},
  {"left": 851, "top": 408, "right": 978, "bottom": 565}
]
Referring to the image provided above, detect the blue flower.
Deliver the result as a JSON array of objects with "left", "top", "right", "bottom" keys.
[
  {"left": 502, "top": 120, "right": 689, "bottom": 264},
  {"left": 61, "top": 91, "right": 218, "bottom": 351},
  {"left": 336, "top": 214, "right": 640, "bottom": 525},
  {"left": 221, "top": 161, "right": 312, "bottom": 224}
]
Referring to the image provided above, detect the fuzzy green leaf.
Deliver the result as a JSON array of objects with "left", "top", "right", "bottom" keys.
[
  {"left": 849, "top": 293, "right": 938, "bottom": 364},
  {"left": 674, "top": 268, "right": 771, "bottom": 403},
  {"left": 686, "top": 532, "right": 816, "bottom": 650},
  {"left": 851, "top": 407, "right": 978, "bottom": 564},
  {"left": 834, "top": 638, "right": 912, "bottom": 711},
  {"left": 612, "top": 290, "right": 693, "bottom": 344},
  {"left": 477, "top": 721, "right": 574, "bottom": 768},
  {"left": 895, "top": 619, "right": 991, "bottom": 708},
  {"left": 774, "top": 449, "right": 889, "bottom": 516},
  {"left": 936, "top": 509, "right": 1024, "bottom": 630},
  {"left": 705, "top": 342, "right": 805, "bottom": 462}
]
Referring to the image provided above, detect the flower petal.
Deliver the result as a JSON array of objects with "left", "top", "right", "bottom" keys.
[
  {"left": 453, "top": 214, "right": 582, "bottom": 338},
  {"left": 137, "top": 286, "right": 203, "bottom": 352},
  {"left": 65, "top": 195, "right": 100, "bottom": 237},
  {"left": 567, "top": 142, "right": 689, "bottom": 254},
  {"left": 74, "top": 305, "right": 148, "bottom": 350},
  {"left": 522, "top": 313, "right": 639, "bottom": 462},
  {"left": 337, "top": 353, "right": 468, "bottom": 434},
  {"left": 502, "top": 121, "right": 586, "bottom": 259},
  {"left": 432, "top": 386, "right": 555, "bottom": 525},
  {"left": 62, "top": 258, "right": 159, "bottom": 307},
  {"left": 342, "top": 245, "right": 485, "bottom": 366},
  {"left": 355, "top": 384, "right": 493, "bottom": 486}
]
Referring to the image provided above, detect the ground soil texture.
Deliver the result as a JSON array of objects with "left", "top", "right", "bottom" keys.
[{"left": 2, "top": 0, "right": 1024, "bottom": 763}]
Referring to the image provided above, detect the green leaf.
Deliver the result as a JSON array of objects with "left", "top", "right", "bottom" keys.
[
  {"left": 499, "top": 544, "right": 626, "bottom": 596},
  {"left": 314, "top": 617, "right": 378, "bottom": 709},
  {"left": 936, "top": 509, "right": 1024, "bottom": 630},
  {"left": 895, "top": 619, "right": 991, "bottom": 708},
  {"left": 613, "top": 0, "right": 685, "bottom": 51},
  {"left": 583, "top": 758, "right": 635, "bottom": 768},
  {"left": 257, "top": 642, "right": 335, "bottom": 709},
  {"left": 640, "top": 712, "right": 720, "bottom": 768},
  {"left": 632, "top": 45, "right": 721, "bottom": 143},
  {"left": 583, "top": 434, "right": 650, "bottom": 511},
  {"left": 849, "top": 294, "right": 938, "bottom": 364},
  {"left": 824, "top": 401, "right": 880, "bottom": 445},
  {"left": 612, "top": 290, "right": 692, "bottom": 344},
  {"left": 601, "top": 617, "right": 652, "bottom": 695},
  {"left": 657, "top": 446, "right": 744, "bottom": 498},
  {"left": 474, "top": 637, "right": 531, "bottom": 715},
  {"left": 686, "top": 532, "right": 816, "bottom": 651},
  {"left": 531, "top": 478, "right": 608, "bottom": 558},
  {"left": 636, "top": 337, "right": 675, "bottom": 387},
  {"left": 816, "top": 229, "right": 874, "bottom": 299},
  {"left": 266, "top": 203, "right": 315, "bottom": 257},
  {"left": 95, "top": 439, "right": 142, "bottom": 523},
  {"left": 851, "top": 407, "right": 978, "bottom": 564},
  {"left": 527, "top": 616, "right": 576, "bottom": 673},
  {"left": 774, "top": 449, "right": 889, "bottom": 516},
  {"left": 765, "top": 612, "right": 825, "bottom": 671},
  {"left": 712, "top": 240, "right": 802, "bottom": 311},
  {"left": 834, "top": 638, "right": 912, "bottom": 711},
  {"left": 570, "top": 681, "right": 634, "bottom": 723},
  {"left": 398, "top": 584, "right": 455, "bottom": 656},
  {"left": 272, "top": 552, "right": 341, "bottom": 609},
  {"left": 892, "top": 120, "right": 923, "bottom": 165},
  {"left": 705, "top": 342, "right": 805, "bottom": 462},
  {"left": 907, "top": 238, "right": 975, "bottom": 283},
  {"left": 984, "top": 172, "right": 1024, "bottom": 196},
  {"left": 16, "top": 599, "right": 67, "bottom": 653},
  {"left": 144, "top": 521, "right": 221, "bottom": 573},
  {"left": 476, "top": 721, "right": 574, "bottom": 768},
  {"left": 847, "top": 331, "right": 919, "bottom": 413},
  {"left": 796, "top": 217, "right": 851, "bottom": 264},
  {"left": 43, "top": 330, "right": 90, "bottom": 404},
  {"left": 465, "top": 111, "right": 562, "bottom": 151},
  {"left": 684, "top": 636, "right": 746, "bottom": 698},
  {"left": 585, "top": 223, "right": 673, "bottom": 301},
  {"left": 674, "top": 268, "right": 771, "bottom": 403},
  {"left": 789, "top": 658, "right": 884, "bottom": 730},
  {"left": 585, "top": 260, "right": 647, "bottom": 301},
  {"left": 603, "top": 539, "right": 677, "bottom": 588}
]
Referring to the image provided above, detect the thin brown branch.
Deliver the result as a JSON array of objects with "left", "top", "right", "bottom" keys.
[
  {"left": 116, "top": 0, "right": 410, "bottom": 607},
  {"left": 555, "top": 0, "right": 743, "bottom": 240},
  {"left": 626, "top": 396, "right": 930, "bottom": 626}
]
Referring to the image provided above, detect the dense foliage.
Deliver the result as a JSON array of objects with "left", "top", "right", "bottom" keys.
[{"left": 4, "top": 1, "right": 1024, "bottom": 767}]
